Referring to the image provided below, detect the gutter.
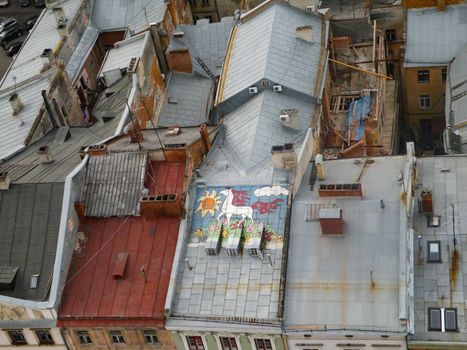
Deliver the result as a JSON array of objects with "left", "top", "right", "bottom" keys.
[{"left": 408, "top": 341, "right": 467, "bottom": 350}]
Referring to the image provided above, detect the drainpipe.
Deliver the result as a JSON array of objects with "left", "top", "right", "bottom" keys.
[{"left": 41, "top": 90, "right": 58, "bottom": 128}]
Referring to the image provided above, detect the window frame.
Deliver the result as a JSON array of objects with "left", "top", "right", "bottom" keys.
[
  {"left": 186, "top": 335, "right": 205, "bottom": 350},
  {"left": 7, "top": 330, "right": 27, "bottom": 345},
  {"left": 109, "top": 330, "right": 125, "bottom": 344},
  {"left": 143, "top": 329, "right": 160, "bottom": 345},
  {"left": 76, "top": 330, "right": 93, "bottom": 345},
  {"left": 385, "top": 29, "right": 396, "bottom": 42},
  {"left": 418, "top": 69, "right": 430, "bottom": 84},
  {"left": 428, "top": 307, "right": 442, "bottom": 331},
  {"left": 35, "top": 329, "right": 55, "bottom": 345},
  {"left": 254, "top": 338, "right": 273, "bottom": 350},
  {"left": 219, "top": 336, "right": 239, "bottom": 350},
  {"left": 419, "top": 94, "right": 431, "bottom": 109},
  {"left": 427, "top": 241, "right": 442, "bottom": 263},
  {"left": 444, "top": 308, "right": 458, "bottom": 332}
]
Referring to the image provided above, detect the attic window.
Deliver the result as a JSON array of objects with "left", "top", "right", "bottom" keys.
[
  {"left": 0, "top": 266, "right": 19, "bottom": 290},
  {"left": 111, "top": 252, "right": 129, "bottom": 279}
]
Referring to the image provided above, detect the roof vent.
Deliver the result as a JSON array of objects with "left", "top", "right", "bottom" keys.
[
  {"left": 41, "top": 48, "right": 53, "bottom": 66},
  {"left": 280, "top": 108, "right": 300, "bottom": 130},
  {"left": 319, "top": 208, "right": 344, "bottom": 235},
  {"left": 173, "top": 31, "right": 184, "bottom": 39},
  {"left": 273, "top": 84, "right": 282, "bottom": 92},
  {"left": 166, "top": 127, "right": 181, "bottom": 136},
  {"left": 248, "top": 86, "right": 258, "bottom": 94},
  {"left": 420, "top": 190, "right": 433, "bottom": 214},
  {"left": 30, "top": 274, "right": 39, "bottom": 289},
  {"left": 0, "top": 266, "right": 19, "bottom": 290},
  {"left": 111, "top": 252, "right": 129, "bottom": 280},
  {"left": 0, "top": 171, "right": 11, "bottom": 190},
  {"left": 9, "top": 93, "right": 23, "bottom": 115},
  {"left": 127, "top": 56, "right": 140, "bottom": 73},
  {"left": 271, "top": 143, "right": 296, "bottom": 169},
  {"left": 52, "top": 7, "right": 67, "bottom": 29},
  {"left": 296, "top": 25, "right": 313, "bottom": 43},
  {"left": 37, "top": 146, "right": 54, "bottom": 164}
]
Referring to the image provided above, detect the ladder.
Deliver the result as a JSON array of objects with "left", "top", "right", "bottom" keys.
[{"left": 195, "top": 56, "right": 217, "bottom": 82}]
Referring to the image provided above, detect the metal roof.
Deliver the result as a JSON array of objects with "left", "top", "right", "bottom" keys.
[
  {"left": 0, "top": 183, "right": 64, "bottom": 301},
  {"left": 0, "top": 115, "right": 122, "bottom": 184},
  {"left": 65, "top": 24, "right": 100, "bottom": 83},
  {"left": 405, "top": 5, "right": 467, "bottom": 67},
  {"left": 98, "top": 32, "right": 149, "bottom": 78},
  {"left": 222, "top": 89, "right": 316, "bottom": 173},
  {"left": 159, "top": 72, "right": 213, "bottom": 127},
  {"left": 81, "top": 152, "right": 147, "bottom": 217},
  {"left": 58, "top": 161, "right": 185, "bottom": 324},
  {"left": 285, "top": 156, "right": 408, "bottom": 331},
  {"left": 221, "top": 2, "right": 323, "bottom": 101},
  {"left": 92, "top": 0, "right": 165, "bottom": 31},
  {"left": 409, "top": 156, "right": 467, "bottom": 343}
]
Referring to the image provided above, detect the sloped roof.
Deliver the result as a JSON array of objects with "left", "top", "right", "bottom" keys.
[
  {"left": 92, "top": 0, "right": 166, "bottom": 31},
  {"left": 405, "top": 4, "right": 467, "bottom": 67},
  {"left": 159, "top": 72, "right": 213, "bottom": 127},
  {"left": 223, "top": 89, "right": 316, "bottom": 172},
  {"left": 0, "top": 183, "right": 64, "bottom": 301},
  {"left": 221, "top": 2, "right": 323, "bottom": 101},
  {"left": 81, "top": 152, "right": 147, "bottom": 217}
]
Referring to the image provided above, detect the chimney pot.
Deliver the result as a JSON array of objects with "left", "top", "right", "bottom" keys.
[{"left": 37, "top": 145, "right": 54, "bottom": 164}]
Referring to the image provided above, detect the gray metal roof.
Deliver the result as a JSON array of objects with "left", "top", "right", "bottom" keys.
[
  {"left": 0, "top": 116, "right": 122, "bottom": 184},
  {"left": 92, "top": 0, "right": 165, "bottom": 31},
  {"left": 405, "top": 5, "right": 467, "bottom": 67},
  {"left": 65, "top": 23, "right": 100, "bottom": 83},
  {"left": 223, "top": 89, "right": 316, "bottom": 173},
  {"left": 0, "top": 183, "right": 64, "bottom": 301},
  {"left": 159, "top": 72, "right": 213, "bottom": 127},
  {"left": 221, "top": 2, "right": 322, "bottom": 101},
  {"left": 409, "top": 156, "right": 467, "bottom": 343},
  {"left": 81, "top": 152, "right": 147, "bottom": 217},
  {"left": 285, "top": 156, "right": 408, "bottom": 331}
]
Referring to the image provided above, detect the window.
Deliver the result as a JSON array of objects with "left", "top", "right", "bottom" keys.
[
  {"left": 110, "top": 330, "right": 125, "bottom": 344},
  {"left": 220, "top": 337, "right": 238, "bottom": 350},
  {"left": 445, "top": 308, "right": 458, "bottom": 331},
  {"left": 76, "top": 331, "right": 92, "bottom": 344},
  {"left": 427, "top": 241, "right": 441, "bottom": 263},
  {"left": 35, "top": 329, "right": 54, "bottom": 345},
  {"left": 254, "top": 338, "right": 273, "bottom": 350},
  {"left": 201, "top": 0, "right": 209, "bottom": 5},
  {"left": 428, "top": 308, "right": 458, "bottom": 332},
  {"left": 186, "top": 336, "right": 205, "bottom": 350},
  {"left": 427, "top": 215, "right": 441, "bottom": 227},
  {"left": 189, "top": 0, "right": 196, "bottom": 6},
  {"left": 8, "top": 330, "right": 27, "bottom": 345},
  {"left": 419, "top": 95, "right": 431, "bottom": 109},
  {"left": 418, "top": 70, "right": 430, "bottom": 83},
  {"left": 143, "top": 330, "right": 159, "bottom": 344},
  {"left": 385, "top": 29, "right": 396, "bottom": 42},
  {"left": 442, "top": 68, "right": 447, "bottom": 83}
]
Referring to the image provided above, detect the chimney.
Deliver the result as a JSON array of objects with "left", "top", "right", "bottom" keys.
[
  {"left": 315, "top": 153, "right": 325, "bottom": 180},
  {"left": 37, "top": 146, "right": 53, "bottom": 164},
  {"left": 9, "top": 93, "right": 23, "bottom": 115},
  {"left": 52, "top": 7, "right": 67, "bottom": 29},
  {"left": 87, "top": 144, "right": 108, "bottom": 156},
  {"left": 420, "top": 190, "right": 433, "bottom": 214},
  {"left": 0, "top": 171, "right": 11, "bottom": 190},
  {"left": 437, "top": 0, "right": 446, "bottom": 11},
  {"left": 200, "top": 124, "right": 211, "bottom": 151},
  {"left": 296, "top": 25, "right": 313, "bottom": 43},
  {"left": 127, "top": 120, "right": 144, "bottom": 144},
  {"left": 319, "top": 183, "right": 362, "bottom": 197},
  {"left": 166, "top": 49, "right": 193, "bottom": 74},
  {"left": 41, "top": 48, "right": 53, "bottom": 65},
  {"left": 271, "top": 144, "right": 296, "bottom": 169},
  {"left": 140, "top": 193, "right": 182, "bottom": 217},
  {"left": 319, "top": 208, "right": 344, "bottom": 235}
]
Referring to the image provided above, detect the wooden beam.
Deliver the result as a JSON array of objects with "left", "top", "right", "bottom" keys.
[{"left": 328, "top": 58, "right": 392, "bottom": 80}]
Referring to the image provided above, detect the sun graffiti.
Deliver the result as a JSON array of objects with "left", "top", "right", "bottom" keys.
[{"left": 196, "top": 190, "right": 222, "bottom": 218}]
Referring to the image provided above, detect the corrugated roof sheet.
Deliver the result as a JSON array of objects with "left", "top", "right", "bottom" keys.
[
  {"left": 285, "top": 156, "right": 407, "bottom": 330},
  {"left": 92, "top": 0, "right": 165, "bottom": 31},
  {"left": 221, "top": 3, "right": 322, "bottom": 101},
  {"left": 159, "top": 72, "right": 213, "bottom": 127},
  {"left": 81, "top": 152, "right": 147, "bottom": 217},
  {"left": 405, "top": 5, "right": 467, "bottom": 67},
  {"left": 98, "top": 32, "right": 148, "bottom": 78},
  {"left": 0, "top": 183, "right": 64, "bottom": 301},
  {"left": 223, "top": 89, "right": 316, "bottom": 173}
]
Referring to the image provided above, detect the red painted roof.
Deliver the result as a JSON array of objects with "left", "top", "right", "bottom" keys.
[{"left": 58, "top": 162, "right": 185, "bottom": 327}]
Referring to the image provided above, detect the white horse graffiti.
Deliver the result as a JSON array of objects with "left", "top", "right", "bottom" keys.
[{"left": 217, "top": 189, "right": 253, "bottom": 226}]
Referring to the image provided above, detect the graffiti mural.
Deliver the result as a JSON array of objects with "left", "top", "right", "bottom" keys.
[{"left": 190, "top": 185, "right": 289, "bottom": 248}]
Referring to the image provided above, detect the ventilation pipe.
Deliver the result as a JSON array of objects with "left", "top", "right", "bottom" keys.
[{"left": 37, "top": 146, "right": 53, "bottom": 164}]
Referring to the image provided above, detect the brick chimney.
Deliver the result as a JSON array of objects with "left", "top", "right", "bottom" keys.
[{"left": 127, "top": 120, "right": 144, "bottom": 144}]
